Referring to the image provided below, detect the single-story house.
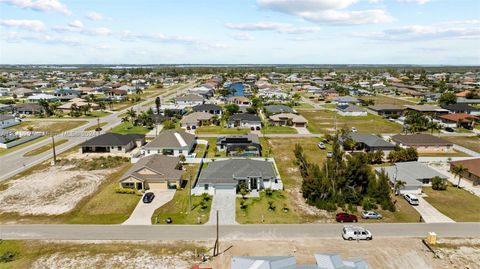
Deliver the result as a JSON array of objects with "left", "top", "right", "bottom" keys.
[
  {"left": 376, "top": 161, "right": 448, "bottom": 194},
  {"left": 333, "top": 96, "right": 359, "bottom": 105},
  {"left": 391, "top": 134, "right": 453, "bottom": 153},
  {"left": 368, "top": 104, "right": 405, "bottom": 117},
  {"left": 80, "top": 133, "right": 145, "bottom": 154},
  {"left": 216, "top": 134, "right": 262, "bottom": 156},
  {"left": 192, "top": 104, "right": 222, "bottom": 115},
  {"left": 227, "top": 113, "right": 262, "bottom": 129},
  {"left": 437, "top": 113, "right": 479, "bottom": 129},
  {"left": 0, "top": 115, "right": 20, "bottom": 129},
  {"left": 175, "top": 94, "right": 204, "bottom": 106},
  {"left": 405, "top": 105, "right": 449, "bottom": 115},
  {"left": 194, "top": 159, "right": 282, "bottom": 195},
  {"left": 441, "top": 103, "right": 480, "bottom": 116},
  {"left": 27, "top": 93, "right": 58, "bottom": 103},
  {"left": 179, "top": 112, "right": 214, "bottom": 129},
  {"left": 0, "top": 103, "right": 12, "bottom": 113},
  {"left": 142, "top": 129, "right": 196, "bottom": 157},
  {"left": 227, "top": 96, "right": 251, "bottom": 106},
  {"left": 105, "top": 89, "right": 127, "bottom": 100},
  {"left": 265, "top": 104, "right": 294, "bottom": 115},
  {"left": 54, "top": 88, "right": 81, "bottom": 98},
  {"left": 11, "top": 87, "right": 35, "bottom": 97},
  {"left": 14, "top": 103, "right": 44, "bottom": 115},
  {"left": 450, "top": 158, "right": 480, "bottom": 186},
  {"left": 457, "top": 97, "right": 480, "bottom": 105},
  {"left": 119, "top": 154, "right": 183, "bottom": 191},
  {"left": 269, "top": 113, "right": 307, "bottom": 127},
  {"left": 341, "top": 133, "right": 395, "bottom": 152},
  {"left": 57, "top": 98, "right": 100, "bottom": 112},
  {"left": 337, "top": 104, "right": 368, "bottom": 117}
]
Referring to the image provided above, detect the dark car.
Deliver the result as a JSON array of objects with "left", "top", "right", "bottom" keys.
[
  {"left": 336, "top": 212, "right": 358, "bottom": 223},
  {"left": 256, "top": 126, "right": 261, "bottom": 130},
  {"left": 445, "top": 127, "right": 454, "bottom": 132},
  {"left": 143, "top": 192, "right": 155, "bottom": 203}
]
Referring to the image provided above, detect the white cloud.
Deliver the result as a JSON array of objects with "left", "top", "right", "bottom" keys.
[
  {"left": 225, "top": 21, "right": 320, "bottom": 34},
  {"left": 1, "top": 31, "right": 82, "bottom": 45},
  {"left": 232, "top": 32, "right": 255, "bottom": 40},
  {"left": 85, "top": 11, "right": 105, "bottom": 21},
  {"left": 0, "top": 19, "right": 45, "bottom": 31},
  {"left": 1, "top": 0, "right": 71, "bottom": 15},
  {"left": 68, "top": 20, "right": 84, "bottom": 28},
  {"left": 354, "top": 20, "right": 480, "bottom": 41},
  {"left": 256, "top": 0, "right": 393, "bottom": 25},
  {"left": 397, "top": 0, "right": 430, "bottom": 4},
  {"left": 53, "top": 23, "right": 112, "bottom": 36}
]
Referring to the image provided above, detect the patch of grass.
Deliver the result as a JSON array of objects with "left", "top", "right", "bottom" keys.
[
  {"left": 152, "top": 188, "right": 211, "bottom": 224},
  {"left": 293, "top": 103, "right": 314, "bottom": 109},
  {"left": 195, "top": 125, "right": 250, "bottom": 135},
  {"left": 110, "top": 122, "right": 150, "bottom": 135},
  {"left": 22, "top": 139, "right": 68, "bottom": 157},
  {"left": 0, "top": 136, "right": 46, "bottom": 156},
  {"left": 193, "top": 143, "right": 207, "bottom": 157},
  {"left": 359, "top": 195, "right": 421, "bottom": 223},
  {"left": 84, "top": 122, "right": 108, "bottom": 131},
  {"left": 236, "top": 190, "right": 303, "bottom": 224},
  {"left": 300, "top": 110, "right": 402, "bottom": 134},
  {"left": 423, "top": 185, "right": 480, "bottom": 222},
  {"left": 418, "top": 150, "right": 470, "bottom": 157},
  {"left": 262, "top": 126, "right": 297, "bottom": 134},
  {"left": 7, "top": 120, "right": 87, "bottom": 133},
  {"left": 358, "top": 95, "right": 415, "bottom": 106},
  {"left": 443, "top": 136, "right": 480, "bottom": 153},
  {"left": 320, "top": 103, "right": 337, "bottom": 109},
  {"left": 57, "top": 156, "right": 130, "bottom": 170}
]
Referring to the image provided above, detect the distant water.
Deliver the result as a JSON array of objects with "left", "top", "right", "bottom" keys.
[{"left": 228, "top": 82, "right": 245, "bottom": 97}]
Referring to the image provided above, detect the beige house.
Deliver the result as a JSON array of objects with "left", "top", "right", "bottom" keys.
[
  {"left": 269, "top": 113, "right": 307, "bottom": 127},
  {"left": 391, "top": 134, "right": 453, "bottom": 153},
  {"left": 57, "top": 98, "right": 99, "bottom": 112},
  {"left": 119, "top": 154, "right": 184, "bottom": 191},
  {"left": 180, "top": 112, "right": 214, "bottom": 129}
]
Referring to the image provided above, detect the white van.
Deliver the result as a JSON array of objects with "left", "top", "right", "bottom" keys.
[
  {"left": 341, "top": 226, "right": 372, "bottom": 241},
  {"left": 404, "top": 193, "right": 419, "bottom": 206}
]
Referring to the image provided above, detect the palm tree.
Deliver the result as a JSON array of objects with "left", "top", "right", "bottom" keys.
[
  {"left": 394, "top": 180, "right": 407, "bottom": 195},
  {"left": 135, "top": 88, "right": 144, "bottom": 95},
  {"left": 126, "top": 108, "right": 137, "bottom": 123},
  {"left": 121, "top": 116, "right": 129, "bottom": 124},
  {"left": 155, "top": 96, "right": 161, "bottom": 114},
  {"left": 451, "top": 164, "right": 469, "bottom": 188}
]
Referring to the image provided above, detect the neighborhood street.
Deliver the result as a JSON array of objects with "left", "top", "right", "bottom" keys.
[{"left": 1, "top": 223, "right": 479, "bottom": 240}]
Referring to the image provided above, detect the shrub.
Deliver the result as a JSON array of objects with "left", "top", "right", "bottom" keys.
[
  {"left": 267, "top": 200, "right": 276, "bottom": 211},
  {"left": 265, "top": 188, "right": 273, "bottom": 196},
  {"left": 432, "top": 176, "right": 448, "bottom": 190},
  {"left": 362, "top": 197, "right": 378, "bottom": 211},
  {"left": 0, "top": 252, "right": 18, "bottom": 263},
  {"left": 114, "top": 187, "right": 138, "bottom": 194},
  {"left": 240, "top": 200, "right": 247, "bottom": 209}
]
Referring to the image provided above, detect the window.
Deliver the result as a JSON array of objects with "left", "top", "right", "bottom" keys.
[
  {"left": 204, "top": 184, "right": 209, "bottom": 190},
  {"left": 179, "top": 150, "right": 183, "bottom": 154},
  {"left": 118, "top": 146, "right": 122, "bottom": 151}
]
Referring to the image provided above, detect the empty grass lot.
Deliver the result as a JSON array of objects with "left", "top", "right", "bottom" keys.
[
  {"left": 300, "top": 110, "right": 402, "bottom": 134},
  {"left": 262, "top": 126, "right": 297, "bottom": 134},
  {"left": 293, "top": 102, "right": 314, "bottom": 109},
  {"left": 443, "top": 136, "right": 480, "bottom": 153},
  {"left": 195, "top": 126, "right": 250, "bottom": 135},
  {"left": 237, "top": 191, "right": 303, "bottom": 224},
  {"left": 22, "top": 139, "right": 68, "bottom": 157},
  {"left": 358, "top": 95, "right": 415, "bottom": 106},
  {"left": 417, "top": 150, "right": 470, "bottom": 157},
  {"left": 423, "top": 186, "right": 480, "bottom": 222},
  {"left": 7, "top": 120, "right": 87, "bottom": 133},
  {"left": 84, "top": 122, "right": 108, "bottom": 131},
  {"left": 110, "top": 122, "right": 150, "bottom": 135}
]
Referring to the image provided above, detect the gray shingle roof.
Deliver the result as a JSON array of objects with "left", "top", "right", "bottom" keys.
[
  {"left": 80, "top": 133, "right": 145, "bottom": 147},
  {"left": 376, "top": 161, "right": 447, "bottom": 187},
  {"left": 265, "top": 104, "right": 294, "bottom": 114},
  {"left": 228, "top": 113, "right": 261, "bottom": 122},
  {"left": 198, "top": 159, "right": 276, "bottom": 185},
  {"left": 144, "top": 129, "right": 195, "bottom": 149},
  {"left": 192, "top": 104, "right": 222, "bottom": 112},
  {"left": 345, "top": 133, "right": 395, "bottom": 148}
]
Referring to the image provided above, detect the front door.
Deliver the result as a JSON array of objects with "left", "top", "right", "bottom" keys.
[
  {"left": 136, "top": 182, "right": 143, "bottom": 190},
  {"left": 250, "top": 178, "right": 258, "bottom": 190}
]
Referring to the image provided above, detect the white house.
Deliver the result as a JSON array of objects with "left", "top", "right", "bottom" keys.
[
  {"left": 142, "top": 129, "right": 196, "bottom": 157},
  {"left": 0, "top": 115, "right": 20, "bottom": 129}
]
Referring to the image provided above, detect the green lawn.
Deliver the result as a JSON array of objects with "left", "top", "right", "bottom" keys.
[
  {"left": 236, "top": 190, "right": 304, "bottom": 224},
  {"left": 423, "top": 186, "right": 480, "bottom": 222},
  {"left": 84, "top": 122, "right": 108, "bottom": 131},
  {"left": 0, "top": 136, "right": 46, "bottom": 156},
  {"left": 110, "top": 122, "right": 150, "bottom": 135},
  {"left": 358, "top": 95, "right": 415, "bottom": 106},
  {"left": 195, "top": 125, "right": 250, "bottom": 135},
  {"left": 320, "top": 103, "right": 337, "bottom": 109},
  {"left": 152, "top": 188, "right": 211, "bottom": 224},
  {"left": 418, "top": 150, "right": 470, "bottom": 157},
  {"left": 443, "top": 136, "right": 480, "bottom": 153},
  {"left": 193, "top": 143, "right": 207, "bottom": 157},
  {"left": 262, "top": 126, "right": 297, "bottom": 134},
  {"left": 300, "top": 110, "right": 402, "bottom": 134},
  {"left": 56, "top": 110, "right": 111, "bottom": 118},
  {"left": 293, "top": 103, "right": 314, "bottom": 109},
  {"left": 22, "top": 139, "right": 68, "bottom": 157},
  {"left": 359, "top": 195, "right": 421, "bottom": 223}
]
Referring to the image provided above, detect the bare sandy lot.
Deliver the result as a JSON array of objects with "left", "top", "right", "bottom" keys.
[{"left": 0, "top": 164, "right": 109, "bottom": 216}]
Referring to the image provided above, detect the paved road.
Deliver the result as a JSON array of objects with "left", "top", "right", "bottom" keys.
[
  {"left": 1, "top": 223, "right": 479, "bottom": 240},
  {"left": 453, "top": 144, "right": 480, "bottom": 157},
  {"left": 122, "top": 190, "right": 175, "bottom": 225},
  {"left": 414, "top": 197, "right": 455, "bottom": 223},
  {"left": 0, "top": 82, "right": 195, "bottom": 182}
]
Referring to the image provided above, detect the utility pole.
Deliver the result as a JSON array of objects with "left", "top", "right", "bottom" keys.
[
  {"left": 188, "top": 173, "right": 192, "bottom": 211},
  {"left": 213, "top": 210, "right": 220, "bottom": 256},
  {"left": 51, "top": 135, "right": 57, "bottom": 165}
]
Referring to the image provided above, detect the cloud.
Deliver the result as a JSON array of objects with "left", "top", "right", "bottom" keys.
[
  {"left": 85, "top": 11, "right": 105, "bottom": 21},
  {"left": 68, "top": 20, "right": 83, "bottom": 28},
  {"left": 1, "top": 31, "right": 82, "bottom": 45},
  {"left": 256, "top": 0, "right": 393, "bottom": 25},
  {"left": 1, "top": 0, "right": 71, "bottom": 15},
  {"left": 225, "top": 21, "right": 320, "bottom": 34},
  {"left": 397, "top": 0, "right": 430, "bottom": 4},
  {"left": 53, "top": 21, "right": 112, "bottom": 36},
  {"left": 232, "top": 32, "right": 255, "bottom": 40},
  {"left": 354, "top": 20, "right": 480, "bottom": 41},
  {"left": 0, "top": 19, "right": 45, "bottom": 31}
]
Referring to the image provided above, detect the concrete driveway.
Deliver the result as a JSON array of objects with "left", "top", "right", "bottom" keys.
[
  {"left": 413, "top": 197, "right": 455, "bottom": 223},
  {"left": 207, "top": 190, "right": 237, "bottom": 225},
  {"left": 122, "top": 189, "right": 175, "bottom": 225}
]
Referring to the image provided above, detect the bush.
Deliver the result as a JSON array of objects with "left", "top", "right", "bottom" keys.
[
  {"left": 267, "top": 200, "right": 276, "bottom": 211},
  {"left": 265, "top": 188, "right": 273, "bottom": 196},
  {"left": 240, "top": 200, "right": 247, "bottom": 209},
  {"left": 114, "top": 187, "right": 138, "bottom": 194},
  {"left": 432, "top": 176, "right": 448, "bottom": 190},
  {"left": 0, "top": 252, "right": 18, "bottom": 263},
  {"left": 362, "top": 197, "right": 378, "bottom": 211},
  {"left": 314, "top": 200, "right": 337, "bottom": 212}
]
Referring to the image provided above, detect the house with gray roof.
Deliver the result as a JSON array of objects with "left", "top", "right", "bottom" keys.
[
  {"left": 179, "top": 112, "right": 214, "bottom": 130},
  {"left": 192, "top": 103, "right": 222, "bottom": 115},
  {"left": 175, "top": 93, "right": 204, "bottom": 107},
  {"left": 375, "top": 161, "right": 447, "bottom": 194},
  {"left": 193, "top": 159, "right": 282, "bottom": 195},
  {"left": 231, "top": 253, "right": 368, "bottom": 269},
  {"left": 265, "top": 104, "right": 294, "bottom": 115},
  {"left": 341, "top": 133, "right": 395, "bottom": 152},
  {"left": 142, "top": 129, "right": 196, "bottom": 157},
  {"left": 216, "top": 134, "right": 261, "bottom": 156},
  {"left": 337, "top": 104, "right": 367, "bottom": 116},
  {"left": 119, "top": 154, "right": 183, "bottom": 191},
  {"left": 333, "top": 96, "right": 359, "bottom": 105},
  {"left": 0, "top": 115, "right": 20, "bottom": 129},
  {"left": 227, "top": 113, "right": 262, "bottom": 129},
  {"left": 80, "top": 133, "right": 145, "bottom": 154},
  {"left": 368, "top": 104, "right": 405, "bottom": 117},
  {"left": 391, "top": 134, "right": 453, "bottom": 153}
]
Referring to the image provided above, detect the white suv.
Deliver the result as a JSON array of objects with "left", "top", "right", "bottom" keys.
[
  {"left": 404, "top": 193, "right": 419, "bottom": 206},
  {"left": 342, "top": 226, "right": 372, "bottom": 241}
]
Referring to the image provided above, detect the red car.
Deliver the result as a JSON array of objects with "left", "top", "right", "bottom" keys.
[{"left": 336, "top": 213, "right": 358, "bottom": 223}]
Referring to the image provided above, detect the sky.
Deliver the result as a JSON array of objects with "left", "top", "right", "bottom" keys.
[{"left": 0, "top": 0, "right": 479, "bottom": 65}]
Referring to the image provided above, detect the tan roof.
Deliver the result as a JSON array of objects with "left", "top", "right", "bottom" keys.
[
  {"left": 269, "top": 113, "right": 307, "bottom": 123},
  {"left": 119, "top": 154, "right": 183, "bottom": 182},
  {"left": 180, "top": 112, "right": 213, "bottom": 124},
  {"left": 144, "top": 129, "right": 196, "bottom": 149},
  {"left": 450, "top": 158, "right": 480, "bottom": 177}
]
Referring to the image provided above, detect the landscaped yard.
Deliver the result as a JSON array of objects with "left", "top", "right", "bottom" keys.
[
  {"left": 423, "top": 185, "right": 480, "bottom": 222},
  {"left": 195, "top": 125, "right": 250, "bottom": 135},
  {"left": 262, "top": 125, "right": 297, "bottom": 134},
  {"left": 300, "top": 110, "right": 402, "bottom": 134},
  {"left": 236, "top": 190, "right": 304, "bottom": 224},
  {"left": 110, "top": 122, "right": 150, "bottom": 135},
  {"left": 22, "top": 139, "right": 68, "bottom": 157},
  {"left": 443, "top": 136, "right": 480, "bottom": 153}
]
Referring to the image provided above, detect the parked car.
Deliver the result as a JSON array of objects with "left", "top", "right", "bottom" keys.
[
  {"left": 351, "top": 127, "right": 357, "bottom": 133},
  {"left": 251, "top": 127, "right": 255, "bottom": 131},
  {"left": 361, "top": 210, "right": 382, "bottom": 219},
  {"left": 336, "top": 212, "right": 358, "bottom": 223},
  {"left": 445, "top": 127, "right": 454, "bottom": 132},
  {"left": 326, "top": 151, "right": 333, "bottom": 158},
  {"left": 256, "top": 126, "right": 261, "bottom": 130},
  {"left": 342, "top": 226, "right": 372, "bottom": 241},
  {"left": 143, "top": 192, "right": 155, "bottom": 203},
  {"left": 318, "top": 142, "right": 326, "bottom": 149},
  {"left": 404, "top": 193, "right": 419, "bottom": 206}
]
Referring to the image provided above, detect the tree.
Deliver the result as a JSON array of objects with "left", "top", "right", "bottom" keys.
[
  {"left": 394, "top": 180, "right": 406, "bottom": 195},
  {"left": 135, "top": 88, "right": 144, "bottom": 95},
  {"left": 178, "top": 154, "right": 186, "bottom": 164},
  {"left": 438, "top": 92, "right": 457, "bottom": 106},
  {"left": 126, "top": 108, "right": 137, "bottom": 124},
  {"left": 224, "top": 104, "right": 240, "bottom": 116},
  {"left": 343, "top": 137, "right": 356, "bottom": 153},
  {"left": 431, "top": 176, "right": 448, "bottom": 190},
  {"left": 238, "top": 181, "right": 249, "bottom": 199},
  {"left": 451, "top": 164, "right": 468, "bottom": 188},
  {"left": 155, "top": 96, "right": 161, "bottom": 114},
  {"left": 163, "top": 120, "right": 175, "bottom": 129}
]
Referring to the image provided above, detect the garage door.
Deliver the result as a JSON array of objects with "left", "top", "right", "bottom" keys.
[{"left": 148, "top": 182, "right": 168, "bottom": 190}]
